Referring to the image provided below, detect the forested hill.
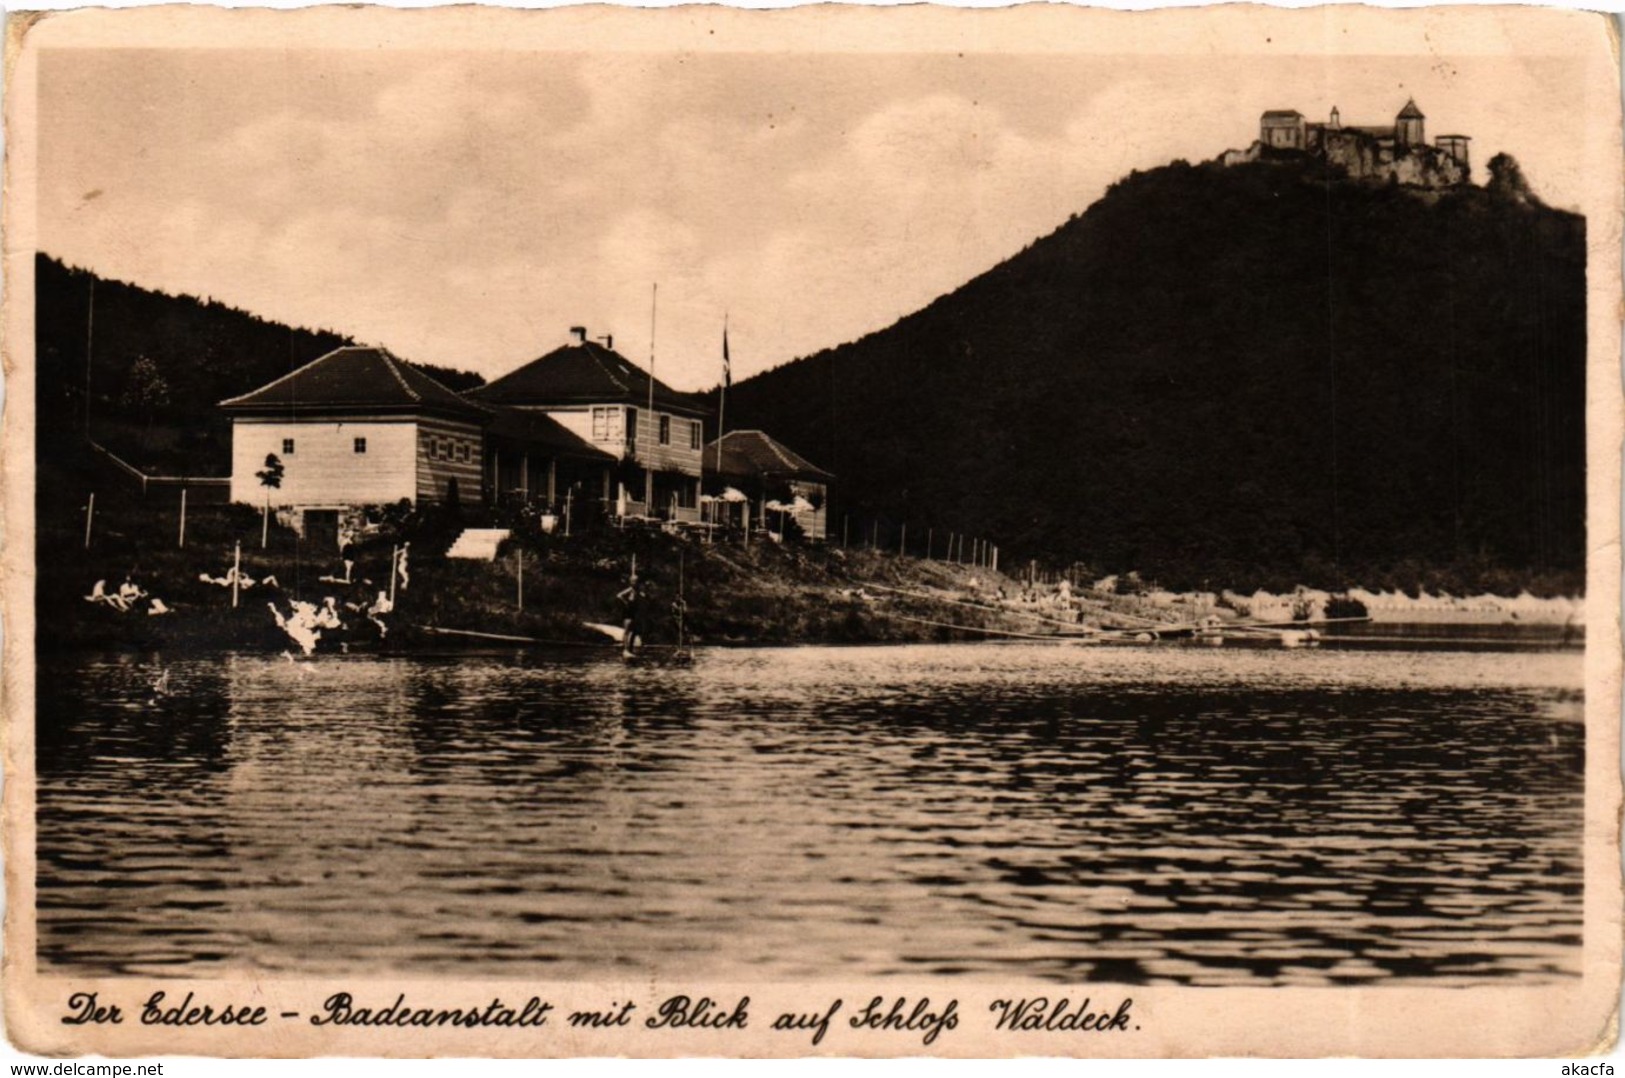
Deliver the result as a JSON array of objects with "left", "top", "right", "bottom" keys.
[
  {"left": 725, "top": 155, "right": 1587, "bottom": 594},
  {"left": 34, "top": 254, "right": 483, "bottom": 475}
]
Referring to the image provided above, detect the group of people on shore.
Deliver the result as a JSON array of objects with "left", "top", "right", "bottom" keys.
[{"left": 85, "top": 576, "right": 169, "bottom": 616}]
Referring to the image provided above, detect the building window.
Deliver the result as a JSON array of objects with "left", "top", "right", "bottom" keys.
[
  {"left": 625, "top": 408, "right": 638, "bottom": 450},
  {"left": 689, "top": 420, "right": 702, "bottom": 451},
  {"left": 354, "top": 437, "right": 367, "bottom": 454},
  {"left": 458, "top": 442, "right": 471, "bottom": 463},
  {"left": 282, "top": 438, "right": 295, "bottom": 454},
  {"left": 659, "top": 415, "right": 671, "bottom": 445},
  {"left": 592, "top": 406, "right": 623, "bottom": 444}
]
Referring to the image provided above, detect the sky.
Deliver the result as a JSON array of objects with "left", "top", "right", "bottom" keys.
[{"left": 34, "top": 17, "right": 1597, "bottom": 389}]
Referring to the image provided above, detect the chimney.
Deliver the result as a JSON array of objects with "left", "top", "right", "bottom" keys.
[
  {"left": 605, "top": 334, "right": 613, "bottom": 351},
  {"left": 570, "top": 326, "right": 587, "bottom": 344}
]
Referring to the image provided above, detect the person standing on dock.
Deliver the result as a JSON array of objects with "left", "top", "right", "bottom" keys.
[{"left": 616, "top": 561, "right": 648, "bottom": 659}]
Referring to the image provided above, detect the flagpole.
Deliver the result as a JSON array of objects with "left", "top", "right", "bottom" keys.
[{"left": 645, "top": 283, "right": 657, "bottom": 509}]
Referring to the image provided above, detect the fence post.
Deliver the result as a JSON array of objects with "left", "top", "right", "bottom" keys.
[
  {"left": 83, "top": 492, "right": 95, "bottom": 550},
  {"left": 231, "top": 541, "right": 241, "bottom": 609},
  {"left": 178, "top": 487, "right": 187, "bottom": 549}
]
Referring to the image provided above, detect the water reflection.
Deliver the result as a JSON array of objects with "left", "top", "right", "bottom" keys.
[{"left": 36, "top": 644, "right": 1583, "bottom": 984}]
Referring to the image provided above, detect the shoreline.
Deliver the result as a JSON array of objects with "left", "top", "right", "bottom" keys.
[{"left": 38, "top": 496, "right": 1585, "bottom": 656}]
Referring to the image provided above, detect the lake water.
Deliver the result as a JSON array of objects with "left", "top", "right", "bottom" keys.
[{"left": 35, "top": 641, "right": 1584, "bottom": 985}]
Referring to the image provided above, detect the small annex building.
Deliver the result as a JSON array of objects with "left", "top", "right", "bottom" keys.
[
  {"left": 220, "top": 344, "right": 614, "bottom": 518},
  {"left": 468, "top": 328, "right": 710, "bottom": 521},
  {"left": 703, "top": 429, "right": 834, "bottom": 540}
]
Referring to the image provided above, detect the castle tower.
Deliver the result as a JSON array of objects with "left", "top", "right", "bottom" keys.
[
  {"left": 1435, "top": 134, "right": 1472, "bottom": 173},
  {"left": 1395, "top": 98, "right": 1425, "bottom": 147},
  {"left": 1329, "top": 105, "right": 1341, "bottom": 129},
  {"left": 1260, "top": 109, "right": 1306, "bottom": 149}
]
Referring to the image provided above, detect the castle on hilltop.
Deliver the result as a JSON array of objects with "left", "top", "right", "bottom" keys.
[{"left": 1223, "top": 99, "right": 1472, "bottom": 188}]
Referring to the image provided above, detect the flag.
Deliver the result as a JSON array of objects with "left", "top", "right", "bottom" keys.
[{"left": 722, "top": 323, "right": 731, "bottom": 389}]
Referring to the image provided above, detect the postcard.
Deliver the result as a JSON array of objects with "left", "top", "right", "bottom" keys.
[{"left": 4, "top": 2, "right": 1621, "bottom": 1058}]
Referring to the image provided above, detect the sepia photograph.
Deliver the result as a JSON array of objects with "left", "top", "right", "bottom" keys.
[{"left": 3, "top": 2, "right": 1621, "bottom": 1059}]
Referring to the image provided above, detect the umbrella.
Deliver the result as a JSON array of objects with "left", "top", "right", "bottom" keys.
[{"left": 721, "top": 487, "right": 749, "bottom": 503}]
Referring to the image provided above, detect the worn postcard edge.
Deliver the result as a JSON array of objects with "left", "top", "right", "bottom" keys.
[{"left": 0, "top": 3, "right": 1620, "bottom": 1059}]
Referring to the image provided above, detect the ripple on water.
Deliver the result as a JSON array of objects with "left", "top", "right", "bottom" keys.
[{"left": 34, "top": 644, "right": 1584, "bottom": 983}]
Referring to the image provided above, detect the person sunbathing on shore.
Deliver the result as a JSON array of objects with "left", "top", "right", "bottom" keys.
[
  {"left": 268, "top": 600, "right": 322, "bottom": 657},
  {"left": 312, "top": 597, "right": 344, "bottom": 630},
  {"left": 366, "top": 590, "right": 393, "bottom": 637},
  {"left": 318, "top": 556, "right": 354, "bottom": 585},
  {"left": 117, "top": 577, "right": 147, "bottom": 610},
  {"left": 147, "top": 597, "right": 171, "bottom": 616},
  {"left": 198, "top": 566, "right": 278, "bottom": 590},
  {"left": 85, "top": 579, "right": 119, "bottom": 608}
]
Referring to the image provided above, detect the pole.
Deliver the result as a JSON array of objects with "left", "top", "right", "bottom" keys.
[
  {"left": 564, "top": 490, "right": 573, "bottom": 537},
  {"left": 231, "top": 542, "right": 241, "bottom": 609},
  {"left": 261, "top": 490, "right": 270, "bottom": 549},
  {"left": 389, "top": 545, "right": 398, "bottom": 605},
  {"left": 900, "top": 523, "right": 906, "bottom": 558},
  {"left": 992, "top": 545, "right": 998, "bottom": 574},
  {"left": 842, "top": 515, "right": 848, "bottom": 549},
  {"left": 178, "top": 487, "right": 187, "bottom": 548},
  {"left": 83, "top": 492, "right": 95, "bottom": 550},
  {"left": 645, "top": 283, "right": 658, "bottom": 508},
  {"left": 716, "top": 312, "right": 728, "bottom": 478},
  {"left": 516, "top": 550, "right": 524, "bottom": 612},
  {"left": 84, "top": 277, "right": 94, "bottom": 438}
]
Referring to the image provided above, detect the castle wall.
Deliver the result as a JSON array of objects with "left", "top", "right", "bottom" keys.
[{"left": 1317, "top": 129, "right": 1467, "bottom": 187}]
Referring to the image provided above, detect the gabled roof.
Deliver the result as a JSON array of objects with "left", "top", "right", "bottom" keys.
[
  {"left": 1397, "top": 99, "right": 1425, "bottom": 120},
  {"left": 481, "top": 403, "right": 614, "bottom": 462},
  {"left": 705, "top": 430, "right": 834, "bottom": 483},
  {"left": 470, "top": 341, "right": 708, "bottom": 417},
  {"left": 220, "top": 346, "right": 486, "bottom": 421}
]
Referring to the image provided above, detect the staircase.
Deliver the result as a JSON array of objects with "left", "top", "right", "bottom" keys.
[{"left": 444, "top": 528, "right": 512, "bottom": 560}]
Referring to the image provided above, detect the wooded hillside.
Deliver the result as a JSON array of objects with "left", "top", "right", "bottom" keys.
[{"left": 725, "top": 156, "right": 1587, "bottom": 594}]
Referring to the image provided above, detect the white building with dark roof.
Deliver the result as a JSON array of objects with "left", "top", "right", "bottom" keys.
[
  {"left": 468, "top": 327, "right": 710, "bottom": 520},
  {"left": 221, "top": 345, "right": 489, "bottom": 510}
]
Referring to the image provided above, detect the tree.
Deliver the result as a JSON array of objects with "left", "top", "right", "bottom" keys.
[
  {"left": 255, "top": 452, "right": 284, "bottom": 548},
  {"left": 1486, "top": 153, "right": 1537, "bottom": 205},
  {"left": 120, "top": 355, "right": 170, "bottom": 454}
]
